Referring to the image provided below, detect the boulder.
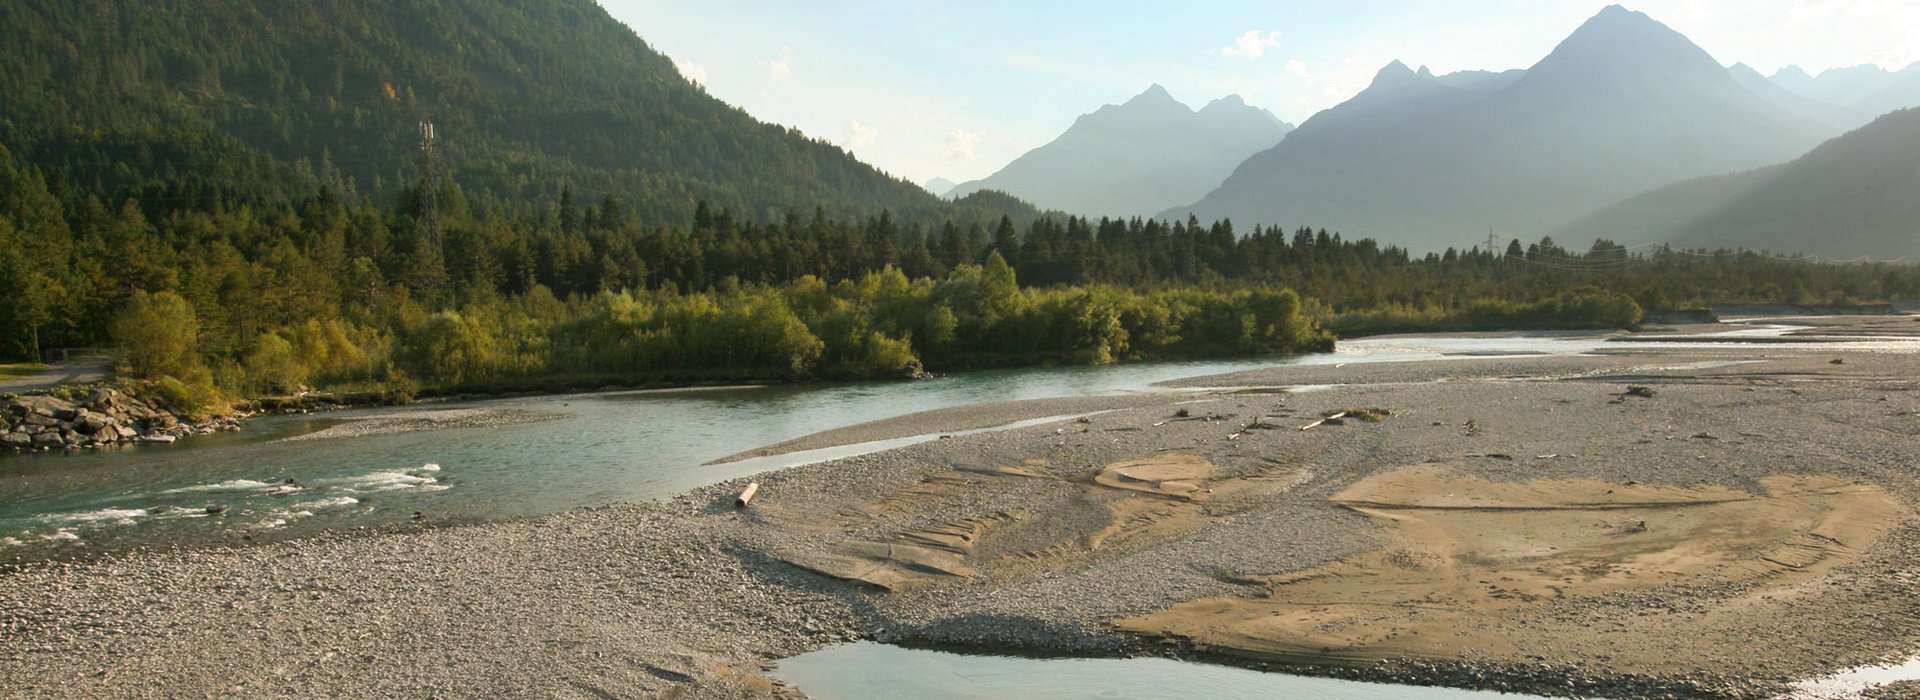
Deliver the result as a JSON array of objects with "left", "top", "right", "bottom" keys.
[
  {"left": 902, "top": 359, "right": 931, "bottom": 380},
  {"left": 91, "top": 426, "right": 118, "bottom": 444},
  {"left": 0, "top": 432, "right": 29, "bottom": 449},
  {"left": 74, "top": 410, "right": 114, "bottom": 433},
  {"left": 83, "top": 387, "right": 121, "bottom": 411},
  {"left": 114, "top": 425, "right": 138, "bottom": 439},
  {"left": 21, "top": 412, "right": 58, "bottom": 428},
  {"left": 15, "top": 396, "right": 78, "bottom": 420},
  {"left": 30, "top": 432, "right": 62, "bottom": 448},
  {"left": 137, "top": 434, "right": 177, "bottom": 445}
]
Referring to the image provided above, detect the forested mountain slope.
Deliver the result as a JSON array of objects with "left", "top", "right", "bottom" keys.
[{"left": 0, "top": 0, "right": 979, "bottom": 225}]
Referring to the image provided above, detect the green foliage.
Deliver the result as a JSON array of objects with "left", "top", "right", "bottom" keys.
[
  {"left": 1328, "top": 288, "right": 1644, "bottom": 335},
  {"left": 0, "top": 363, "right": 48, "bottom": 381},
  {"left": 400, "top": 311, "right": 505, "bottom": 387},
  {"left": 141, "top": 368, "right": 227, "bottom": 421},
  {"left": 242, "top": 333, "right": 308, "bottom": 395},
  {"left": 111, "top": 291, "right": 203, "bottom": 379}
]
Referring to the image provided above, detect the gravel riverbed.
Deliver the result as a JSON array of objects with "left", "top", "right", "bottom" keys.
[{"left": 5, "top": 320, "right": 1920, "bottom": 699}]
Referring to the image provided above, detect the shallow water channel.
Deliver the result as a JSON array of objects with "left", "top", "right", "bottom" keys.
[
  {"left": 0, "top": 325, "right": 1908, "bottom": 561},
  {"left": 0, "top": 333, "right": 1599, "bottom": 558},
  {"left": 773, "top": 644, "right": 1920, "bottom": 700},
  {"left": 774, "top": 643, "right": 1520, "bottom": 699}
]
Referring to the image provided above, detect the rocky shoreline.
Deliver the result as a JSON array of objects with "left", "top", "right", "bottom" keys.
[
  {"left": 0, "top": 387, "right": 241, "bottom": 452},
  {"left": 3, "top": 319, "right": 1920, "bottom": 699}
]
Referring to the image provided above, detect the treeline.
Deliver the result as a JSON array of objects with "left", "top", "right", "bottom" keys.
[
  {"left": 62, "top": 256, "right": 1328, "bottom": 415},
  {"left": 0, "top": 153, "right": 1333, "bottom": 411},
  {"left": 7, "top": 149, "right": 1920, "bottom": 413}
]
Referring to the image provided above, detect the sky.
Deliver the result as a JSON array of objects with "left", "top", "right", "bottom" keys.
[{"left": 601, "top": 1, "right": 1920, "bottom": 186}]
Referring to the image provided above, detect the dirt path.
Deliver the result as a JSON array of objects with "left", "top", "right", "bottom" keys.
[{"left": 0, "top": 357, "right": 110, "bottom": 393}]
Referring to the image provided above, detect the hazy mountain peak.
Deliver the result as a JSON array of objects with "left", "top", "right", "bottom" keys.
[
  {"left": 1203, "top": 94, "right": 1248, "bottom": 109},
  {"left": 1199, "top": 94, "right": 1287, "bottom": 130},
  {"left": 1374, "top": 60, "right": 1414, "bottom": 80},
  {"left": 1770, "top": 63, "right": 1920, "bottom": 113},
  {"left": 1528, "top": 4, "right": 1721, "bottom": 81},
  {"left": 1731, "top": 61, "right": 1870, "bottom": 130},
  {"left": 1161, "top": 4, "right": 1835, "bottom": 251},
  {"left": 947, "top": 84, "right": 1292, "bottom": 217},
  {"left": 1366, "top": 60, "right": 1437, "bottom": 92},
  {"left": 1129, "top": 83, "right": 1179, "bottom": 105}
]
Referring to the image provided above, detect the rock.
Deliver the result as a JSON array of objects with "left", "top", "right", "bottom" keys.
[
  {"left": 137, "top": 435, "right": 178, "bottom": 445},
  {"left": 114, "top": 425, "right": 137, "bottom": 439},
  {"left": 21, "top": 412, "right": 58, "bottom": 428},
  {"left": 74, "top": 410, "right": 113, "bottom": 433},
  {"left": 91, "top": 426, "right": 118, "bottom": 444},
  {"left": 0, "top": 432, "right": 29, "bottom": 449},
  {"left": 902, "top": 359, "right": 931, "bottom": 380},
  {"left": 83, "top": 387, "right": 120, "bottom": 410},
  {"left": 30, "top": 432, "right": 62, "bottom": 448},
  {"left": 20, "top": 396, "right": 81, "bottom": 421}
]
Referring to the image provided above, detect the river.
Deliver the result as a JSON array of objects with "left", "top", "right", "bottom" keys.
[
  {"left": 6, "top": 324, "right": 1920, "bottom": 699},
  {"left": 0, "top": 326, "right": 1905, "bottom": 563}
]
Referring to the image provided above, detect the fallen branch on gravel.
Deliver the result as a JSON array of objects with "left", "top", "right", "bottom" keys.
[{"left": 1301, "top": 412, "right": 1347, "bottom": 431}]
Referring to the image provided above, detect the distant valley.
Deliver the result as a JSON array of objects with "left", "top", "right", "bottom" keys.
[{"left": 941, "top": 85, "right": 1292, "bottom": 219}]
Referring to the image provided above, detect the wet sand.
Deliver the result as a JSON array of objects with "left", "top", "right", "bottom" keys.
[
  {"left": 706, "top": 393, "right": 1192, "bottom": 464},
  {"left": 275, "top": 407, "right": 569, "bottom": 442},
  {"left": 4, "top": 317, "right": 1920, "bottom": 699}
]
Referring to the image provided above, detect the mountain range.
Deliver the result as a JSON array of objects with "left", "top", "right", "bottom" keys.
[
  {"left": 0, "top": 0, "right": 1035, "bottom": 227},
  {"left": 6, "top": 1, "right": 1914, "bottom": 259},
  {"left": 1555, "top": 107, "right": 1920, "bottom": 259},
  {"left": 943, "top": 85, "right": 1293, "bottom": 218},
  {"left": 1159, "top": 5, "right": 1839, "bottom": 251},
  {"left": 1771, "top": 63, "right": 1920, "bottom": 118},
  {"left": 1730, "top": 63, "right": 1920, "bottom": 131}
]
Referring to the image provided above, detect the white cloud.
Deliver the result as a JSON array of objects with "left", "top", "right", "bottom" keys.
[
  {"left": 844, "top": 120, "right": 880, "bottom": 150},
  {"left": 1873, "top": 27, "right": 1920, "bottom": 68},
  {"left": 1285, "top": 59, "right": 1312, "bottom": 78},
  {"left": 673, "top": 58, "right": 708, "bottom": 87},
  {"left": 943, "top": 129, "right": 984, "bottom": 162},
  {"left": 756, "top": 47, "right": 793, "bottom": 81},
  {"left": 1220, "top": 30, "right": 1282, "bottom": 59}
]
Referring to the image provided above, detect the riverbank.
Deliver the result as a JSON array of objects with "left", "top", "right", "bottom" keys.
[
  {"left": 1, "top": 387, "right": 242, "bottom": 451},
  {"left": 3, "top": 318, "right": 1918, "bottom": 699}
]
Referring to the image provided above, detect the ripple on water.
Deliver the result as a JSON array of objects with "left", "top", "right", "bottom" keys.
[
  {"left": 160, "top": 479, "right": 278, "bottom": 494},
  {"left": 313, "top": 464, "right": 448, "bottom": 493}
]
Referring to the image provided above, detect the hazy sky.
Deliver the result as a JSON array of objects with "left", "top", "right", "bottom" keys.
[{"left": 602, "top": 1, "right": 1919, "bottom": 186}]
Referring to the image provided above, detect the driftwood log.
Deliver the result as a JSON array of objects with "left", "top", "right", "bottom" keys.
[
  {"left": 735, "top": 482, "right": 761, "bottom": 508},
  {"left": 1300, "top": 411, "right": 1347, "bottom": 431}
]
